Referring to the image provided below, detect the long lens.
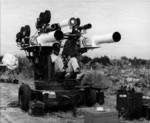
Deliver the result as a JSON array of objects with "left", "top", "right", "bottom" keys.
[
  {"left": 54, "top": 30, "right": 64, "bottom": 40},
  {"left": 78, "top": 23, "right": 92, "bottom": 30}
]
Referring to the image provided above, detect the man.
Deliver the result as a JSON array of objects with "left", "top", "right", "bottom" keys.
[
  {"left": 51, "top": 43, "right": 66, "bottom": 79},
  {"left": 65, "top": 55, "right": 85, "bottom": 81},
  {"left": 54, "top": 54, "right": 66, "bottom": 79},
  {"left": 65, "top": 55, "right": 79, "bottom": 79},
  {"left": 54, "top": 53, "right": 82, "bottom": 80}
]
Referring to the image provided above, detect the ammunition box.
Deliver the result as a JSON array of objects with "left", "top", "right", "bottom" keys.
[{"left": 28, "top": 101, "right": 45, "bottom": 116}]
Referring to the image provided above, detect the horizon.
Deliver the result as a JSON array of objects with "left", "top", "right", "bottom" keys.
[
  {"left": 0, "top": 52, "right": 149, "bottom": 61},
  {"left": 1, "top": 0, "right": 150, "bottom": 60}
]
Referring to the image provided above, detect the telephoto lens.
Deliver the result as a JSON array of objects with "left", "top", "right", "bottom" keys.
[{"left": 78, "top": 23, "right": 92, "bottom": 30}]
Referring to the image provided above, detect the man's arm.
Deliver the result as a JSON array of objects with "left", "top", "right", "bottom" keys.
[
  {"left": 71, "top": 57, "right": 80, "bottom": 73},
  {"left": 55, "top": 57, "right": 65, "bottom": 72}
]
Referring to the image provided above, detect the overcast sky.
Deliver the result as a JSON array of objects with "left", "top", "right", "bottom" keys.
[{"left": 1, "top": 0, "right": 150, "bottom": 59}]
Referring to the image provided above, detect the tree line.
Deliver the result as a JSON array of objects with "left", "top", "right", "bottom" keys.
[{"left": 80, "top": 55, "right": 150, "bottom": 68}]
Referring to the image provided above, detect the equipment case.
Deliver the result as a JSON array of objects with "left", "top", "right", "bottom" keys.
[
  {"left": 117, "top": 90, "right": 143, "bottom": 120},
  {"left": 84, "top": 109, "right": 119, "bottom": 123}
]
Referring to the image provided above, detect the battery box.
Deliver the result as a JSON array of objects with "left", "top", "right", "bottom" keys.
[
  {"left": 117, "top": 90, "right": 143, "bottom": 120},
  {"left": 28, "top": 101, "right": 45, "bottom": 116}
]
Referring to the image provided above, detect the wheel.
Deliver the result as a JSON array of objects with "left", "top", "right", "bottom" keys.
[{"left": 18, "top": 84, "right": 31, "bottom": 111}]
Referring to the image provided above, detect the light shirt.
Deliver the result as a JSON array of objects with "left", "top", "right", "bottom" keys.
[
  {"left": 51, "top": 54, "right": 64, "bottom": 73},
  {"left": 51, "top": 53, "right": 58, "bottom": 63},
  {"left": 54, "top": 56, "right": 64, "bottom": 73},
  {"left": 66, "top": 57, "right": 79, "bottom": 73}
]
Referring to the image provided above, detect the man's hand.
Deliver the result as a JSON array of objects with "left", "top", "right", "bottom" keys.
[{"left": 65, "top": 73, "right": 71, "bottom": 79}]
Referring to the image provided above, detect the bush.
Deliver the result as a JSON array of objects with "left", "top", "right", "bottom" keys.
[
  {"left": 91, "top": 56, "right": 111, "bottom": 66},
  {"left": 128, "top": 57, "right": 148, "bottom": 68},
  {"left": 15, "top": 56, "right": 33, "bottom": 79},
  {"left": 80, "top": 55, "right": 91, "bottom": 64}
]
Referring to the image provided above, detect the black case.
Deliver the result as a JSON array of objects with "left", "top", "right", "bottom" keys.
[
  {"left": 116, "top": 90, "right": 143, "bottom": 120},
  {"left": 28, "top": 101, "right": 45, "bottom": 116}
]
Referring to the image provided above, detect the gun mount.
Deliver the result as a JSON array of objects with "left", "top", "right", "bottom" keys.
[{"left": 16, "top": 10, "right": 121, "bottom": 116}]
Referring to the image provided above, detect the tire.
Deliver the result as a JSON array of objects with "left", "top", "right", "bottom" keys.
[{"left": 18, "top": 84, "right": 31, "bottom": 111}]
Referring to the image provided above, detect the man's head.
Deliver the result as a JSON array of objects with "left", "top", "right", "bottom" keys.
[
  {"left": 67, "top": 55, "right": 71, "bottom": 61},
  {"left": 52, "top": 43, "right": 60, "bottom": 55}
]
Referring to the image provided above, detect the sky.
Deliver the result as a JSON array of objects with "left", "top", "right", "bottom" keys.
[{"left": 1, "top": 0, "right": 150, "bottom": 59}]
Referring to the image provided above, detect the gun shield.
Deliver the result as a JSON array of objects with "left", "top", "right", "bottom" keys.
[
  {"left": 59, "top": 17, "right": 77, "bottom": 28},
  {"left": 36, "top": 30, "right": 63, "bottom": 45},
  {"left": 91, "top": 32, "right": 121, "bottom": 47}
]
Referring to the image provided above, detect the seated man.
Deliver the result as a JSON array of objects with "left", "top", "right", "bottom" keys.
[
  {"left": 54, "top": 55, "right": 66, "bottom": 79},
  {"left": 65, "top": 55, "right": 84, "bottom": 80},
  {"left": 53, "top": 54, "right": 84, "bottom": 80},
  {"left": 51, "top": 43, "right": 66, "bottom": 79},
  {"left": 52, "top": 42, "right": 84, "bottom": 80},
  {"left": 65, "top": 55, "right": 79, "bottom": 79}
]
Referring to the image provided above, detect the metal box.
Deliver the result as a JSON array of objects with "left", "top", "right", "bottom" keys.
[
  {"left": 28, "top": 101, "right": 45, "bottom": 116},
  {"left": 84, "top": 109, "right": 119, "bottom": 123},
  {"left": 117, "top": 91, "right": 143, "bottom": 120},
  {"left": 143, "top": 96, "right": 150, "bottom": 105}
]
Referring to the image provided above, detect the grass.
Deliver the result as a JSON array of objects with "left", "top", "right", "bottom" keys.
[{"left": 15, "top": 55, "right": 34, "bottom": 79}]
